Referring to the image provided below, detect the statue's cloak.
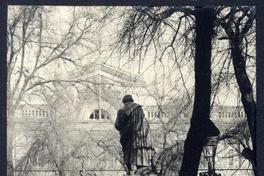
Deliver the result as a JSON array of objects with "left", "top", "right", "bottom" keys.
[{"left": 115, "top": 102, "right": 153, "bottom": 167}]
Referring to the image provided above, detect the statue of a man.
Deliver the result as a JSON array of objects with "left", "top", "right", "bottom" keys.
[{"left": 115, "top": 95, "right": 153, "bottom": 175}]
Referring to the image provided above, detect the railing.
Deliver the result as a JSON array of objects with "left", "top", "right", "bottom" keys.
[
  {"left": 14, "top": 168, "right": 253, "bottom": 176},
  {"left": 14, "top": 169, "right": 126, "bottom": 176}
]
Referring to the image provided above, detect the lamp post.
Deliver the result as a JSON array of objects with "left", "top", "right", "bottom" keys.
[{"left": 199, "top": 136, "right": 221, "bottom": 176}]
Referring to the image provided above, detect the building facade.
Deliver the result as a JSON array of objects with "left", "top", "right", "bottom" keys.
[{"left": 12, "top": 64, "right": 253, "bottom": 176}]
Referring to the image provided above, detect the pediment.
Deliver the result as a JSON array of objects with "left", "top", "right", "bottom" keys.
[{"left": 70, "top": 63, "right": 145, "bottom": 87}]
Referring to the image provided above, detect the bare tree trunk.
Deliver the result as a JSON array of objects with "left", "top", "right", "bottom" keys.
[
  {"left": 220, "top": 9, "right": 256, "bottom": 173},
  {"left": 230, "top": 36, "right": 256, "bottom": 175},
  {"left": 179, "top": 7, "right": 219, "bottom": 176}
]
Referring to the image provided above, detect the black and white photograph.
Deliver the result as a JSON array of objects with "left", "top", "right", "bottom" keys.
[{"left": 6, "top": 5, "right": 256, "bottom": 176}]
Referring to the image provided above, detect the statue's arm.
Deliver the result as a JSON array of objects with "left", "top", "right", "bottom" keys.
[
  {"left": 115, "top": 110, "right": 123, "bottom": 131},
  {"left": 135, "top": 107, "right": 145, "bottom": 132}
]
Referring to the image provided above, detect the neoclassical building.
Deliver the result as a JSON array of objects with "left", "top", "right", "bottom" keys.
[
  {"left": 13, "top": 63, "right": 162, "bottom": 176},
  {"left": 12, "top": 63, "right": 253, "bottom": 176}
]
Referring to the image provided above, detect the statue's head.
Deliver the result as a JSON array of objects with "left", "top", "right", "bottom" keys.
[{"left": 122, "top": 95, "right": 134, "bottom": 103}]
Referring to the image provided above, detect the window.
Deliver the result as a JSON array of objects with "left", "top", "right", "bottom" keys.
[
  {"left": 95, "top": 110, "right": 99, "bottom": 119},
  {"left": 148, "top": 112, "right": 150, "bottom": 118},
  {"left": 89, "top": 109, "right": 111, "bottom": 120},
  {"left": 229, "top": 156, "right": 234, "bottom": 165}
]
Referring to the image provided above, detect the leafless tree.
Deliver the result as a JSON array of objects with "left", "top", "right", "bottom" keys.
[
  {"left": 9, "top": 6, "right": 256, "bottom": 176},
  {"left": 14, "top": 78, "right": 123, "bottom": 176},
  {"left": 116, "top": 6, "right": 220, "bottom": 176},
  {"left": 214, "top": 6, "right": 256, "bottom": 174},
  {"left": 140, "top": 58, "right": 194, "bottom": 175},
  {"left": 116, "top": 6, "right": 256, "bottom": 176},
  {"left": 7, "top": 6, "right": 105, "bottom": 176}
]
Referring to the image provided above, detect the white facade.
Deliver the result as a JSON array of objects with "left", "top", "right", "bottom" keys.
[{"left": 12, "top": 64, "right": 253, "bottom": 176}]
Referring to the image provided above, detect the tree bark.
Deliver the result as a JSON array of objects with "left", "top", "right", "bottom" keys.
[
  {"left": 179, "top": 7, "right": 219, "bottom": 176},
  {"left": 230, "top": 36, "right": 256, "bottom": 175},
  {"left": 220, "top": 10, "right": 256, "bottom": 173}
]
